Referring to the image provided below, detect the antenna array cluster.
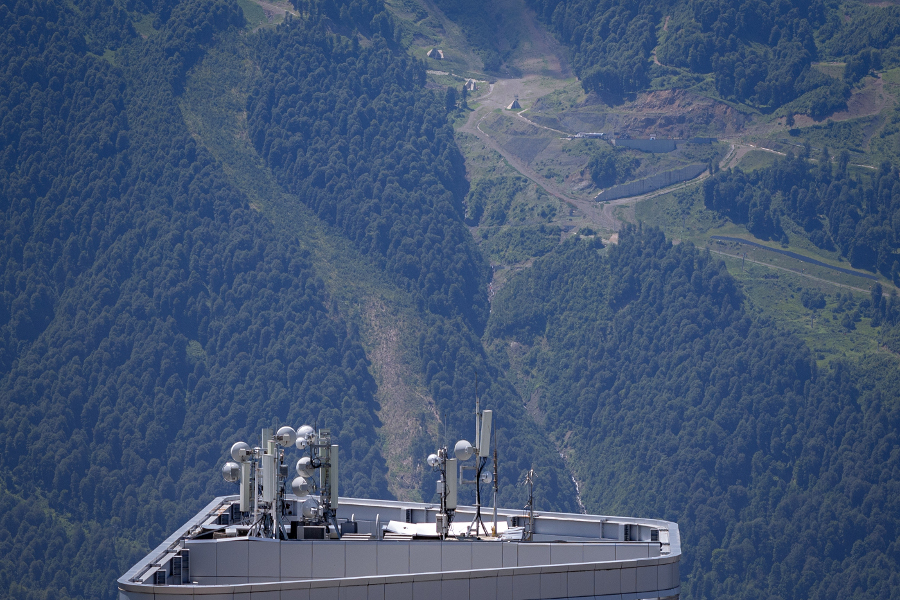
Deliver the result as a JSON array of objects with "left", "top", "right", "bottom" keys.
[
  {"left": 222, "top": 425, "right": 340, "bottom": 539},
  {"left": 426, "top": 391, "right": 495, "bottom": 539}
]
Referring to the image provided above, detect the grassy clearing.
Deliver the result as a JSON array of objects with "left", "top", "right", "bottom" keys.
[
  {"left": 736, "top": 149, "right": 779, "bottom": 171},
  {"left": 529, "top": 80, "right": 587, "bottom": 115},
  {"left": 788, "top": 115, "right": 881, "bottom": 159},
  {"left": 386, "top": 0, "right": 487, "bottom": 76},
  {"left": 633, "top": 179, "right": 892, "bottom": 365},
  {"left": 811, "top": 62, "right": 846, "bottom": 79},
  {"left": 455, "top": 130, "right": 564, "bottom": 264},
  {"left": 866, "top": 68, "right": 900, "bottom": 164},
  {"left": 236, "top": 0, "right": 267, "bottom": 28},
  {"left": 457, "top": 131, "right": 562, "bottom": 222},
  {"left": 713, "top": 251, "right": 884, "bottom": 367},
  {"left": 426, "top": 71, "right": 468, "bottom": 89},
  {"left": 763, "top": 71, "right": 898, "bottom": 166}
]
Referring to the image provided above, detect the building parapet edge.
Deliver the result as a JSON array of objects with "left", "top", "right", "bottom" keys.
[{"left": 118, "top": 495, "right": 681, "bottom": 599}]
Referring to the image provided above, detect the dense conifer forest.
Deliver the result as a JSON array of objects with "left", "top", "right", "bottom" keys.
[
  {"left": 0, "top": 0, "right": 394, "bottom": 596},
  {"left": 246, "top": 12, "right": 487, "bottom": 331},
  {"left": 488, "top": 226, "right": 900, "bottom": 599},
  {"left": 0, "top": 0, "right": 576, "bottom": 597},
  {"left": 2, "top": 0, "right": 900, "bottom": 598},
  {"left": 703, "top": 152, "right": 900, "bottom": 280},
  {"left": 242, "top": 3, "right": 579, "bottom": 513},
  {"left": 524, "top": 0, "right": 900, "bottom": 111}
]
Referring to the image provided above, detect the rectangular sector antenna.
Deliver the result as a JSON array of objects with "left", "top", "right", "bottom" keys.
[
  {"left": 262, "top": 444, "right": 276, "bottom": 502},
  {"left": 479, "top": 410, "right": 492, "bottom": 457},
  {"left": 446, "top": 458, "right": 457, "bottom": 510},
  {"left": 239, "top": 462, "right": 251, "bottom": 511}
]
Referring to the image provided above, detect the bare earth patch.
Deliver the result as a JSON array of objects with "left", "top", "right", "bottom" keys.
[
  {"left": 363, "top": 300, "right": 437, "bottom": 502},
  {"left": 793, "top": 75, "right": 889, "bottom": 127}
]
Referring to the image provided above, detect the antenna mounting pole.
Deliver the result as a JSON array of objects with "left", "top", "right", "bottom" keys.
[{"left": 492, "top": 423, "right": 498, "bottom": 537}]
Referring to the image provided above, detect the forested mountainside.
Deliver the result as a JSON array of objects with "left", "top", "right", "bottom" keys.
[
  {"left": 429, "top": 0, "right": 513, "bottom": 73},
  {"left": 0, "top": 0, "right": 578, "bottom": 597},
  {"left": 246, "top": 9, "right": 487, "bottom": 332},
  {"left": 237, "top": 3, "right": 578, "bottom": 510},
  {"left": 488, "top": 226, "right": 900, "bottom": 600},
  {"left": 703, "top": 151, "right": 900, "bottom": 280},
  {"left": 0, "top": 0, "right": 398, "bottom": 597},
  {"left": 3, "top": 0, "right": 900, "bottom": 598},
  {"left": 524, "top": 0, "right": 900, "bottom": 112}
]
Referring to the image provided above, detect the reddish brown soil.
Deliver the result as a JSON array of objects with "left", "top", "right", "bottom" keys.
[
  {"left": 617, "top": 89, "right": 748, "bottom": 137},
  {"left": 793, "top": 75, "right": 889, "bottom": 127}
]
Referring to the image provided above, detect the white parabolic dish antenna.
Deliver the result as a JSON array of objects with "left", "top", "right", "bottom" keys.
[
  {"left": 276, "top": 426, "right": 297, "bottom": 447},
  {"left": 454, "top": 439, "right": 474, "bottom": 461},
  {"left": 296, "top": 425, "right": 316, "bottom": 449},
  {"left": 230, "top": 441, "right": 251, "bottom": 462},
  {"left": 222, "top": 461, "right": 240, "bottom": 482},
  {"left": 296, "top": 456, "right": 314, "bottom": 477},
  {"left": 300, "top": 497, "right": 320, "bottom": 518},
  {"left": 291, "top": 476, "right": 310, "bottom": 496}
]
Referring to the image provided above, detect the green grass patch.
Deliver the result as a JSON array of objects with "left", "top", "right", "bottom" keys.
[
  {"left": 386, "top": 0, "right": 488, "bottom": 76},
  {"left": 426, "top": 71, "right": 468, "bottom": 89},
  {"left": 737, "top": 149, "right": 779, "bottom": 171},
  {"left": 812, "top": 62, "right": 845, "bottom": 79},
  {"left": 481, "top": 224, "right": 560, "bottom": 265},
  {"left": 791, "top": 115, "right": 879, "bottom": 158},
  {"left": 713, "top": 250, "right": 883, "bottom": 366},
  {"left": 236, "top": 0, "right": 267, "bottom": 28},
  {"left": 634, "top": 178, "right": 892, "bottom": 366},
  {"left": 529, "top": 80, "right": 586, "bottom": 116},
  {"left": 455, "top": 130, "right": 562, "bottom": 262}
]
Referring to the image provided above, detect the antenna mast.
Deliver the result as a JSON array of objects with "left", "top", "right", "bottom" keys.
[
  {"left": 469, "top": 374, "right": 491, "bottom": 537},
  {"left": 222, "top": 423, "right": 341, "bottom": 540},
  {"left": 492, "top": 423, "right": 498, "bottom": 536},
  {"left": 429, "top": 373, "right": 496, "bottom": 539},
  {"left": 523, "top": 469, "right": 536, "bottom": 542}
]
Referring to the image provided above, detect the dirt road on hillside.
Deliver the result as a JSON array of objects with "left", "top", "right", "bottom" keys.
[
  {"left": 461, "top": 104, "right": 611, "bottom": 227},
  {"left": 456, "top": 11, "right": 741, "bottom": 233}
]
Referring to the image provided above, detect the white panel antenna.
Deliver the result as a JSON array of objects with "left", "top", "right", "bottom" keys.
[
  {"left": 446, "top": 458, "right": 457, "bottom": 510},
  {"left": 479, "top": 410, "right": 492, "bottom": 457},
  {"left": 239, "top": 462, "right": 251, "bottom": 512},
  {"left": 261, "top": 444, "right": 276, "bottom": 503}
]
